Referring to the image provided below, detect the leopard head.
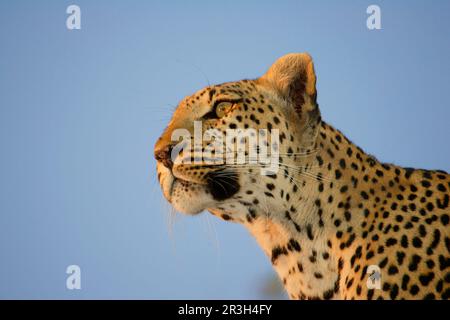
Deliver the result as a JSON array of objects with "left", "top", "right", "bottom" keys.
[{"left": 154, "top": 53, "right": 320, "bottom": 219}]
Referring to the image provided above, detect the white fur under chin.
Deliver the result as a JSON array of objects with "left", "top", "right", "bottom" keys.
[
  {"left": 170, "top": 181, "right": 209, "bottom": 215},
  {"left": 157, "top": 162, "right": 209, "bottom": 215}
]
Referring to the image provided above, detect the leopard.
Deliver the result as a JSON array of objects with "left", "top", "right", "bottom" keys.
[{"left": 154, "top": 53, "right": 450, "bottom": 300}]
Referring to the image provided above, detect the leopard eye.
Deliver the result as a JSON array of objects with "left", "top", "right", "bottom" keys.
[{"left": 215, "top": 101, "right": 233, "bottom": 118}]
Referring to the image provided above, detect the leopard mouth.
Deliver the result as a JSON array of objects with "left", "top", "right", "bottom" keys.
[
  {"left": 172, "top": 170, "right": 240, "bottom": 201},
  {"left": 160, "top": 163, "right": 241, "bottom": 206}
]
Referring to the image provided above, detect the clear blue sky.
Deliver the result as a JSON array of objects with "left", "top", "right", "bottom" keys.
[{"left": 0, "top": 0, "right": 449, "bottom": 299}]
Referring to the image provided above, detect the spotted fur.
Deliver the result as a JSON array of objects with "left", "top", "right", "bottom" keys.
[{"left": 154, "top": 53, "right": 450, "bottom": 300}]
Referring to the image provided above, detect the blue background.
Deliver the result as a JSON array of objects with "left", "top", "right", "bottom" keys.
[{"left": 0, "top": 0, "right": 449, "bottom": 299}]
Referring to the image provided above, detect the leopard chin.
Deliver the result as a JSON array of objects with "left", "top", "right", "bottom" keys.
[{"left": 168, "top": 179, "right": 210, "bottom": 215}]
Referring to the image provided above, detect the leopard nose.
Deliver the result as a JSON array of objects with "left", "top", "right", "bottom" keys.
[{"left": 154, "top": 145, "right": 173, "bottom": 169}]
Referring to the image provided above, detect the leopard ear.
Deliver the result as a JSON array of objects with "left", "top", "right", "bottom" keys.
[
  {"left": 260, "top": 53, "right": 318, "bottom": 117},
  {"left": 260, "top": 53, "right": 320, "bottom": 148}
]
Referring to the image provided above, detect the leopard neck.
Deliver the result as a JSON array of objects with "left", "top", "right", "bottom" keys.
[{"left": 242, "top": 121, "right": 390, "bottom": 299}]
